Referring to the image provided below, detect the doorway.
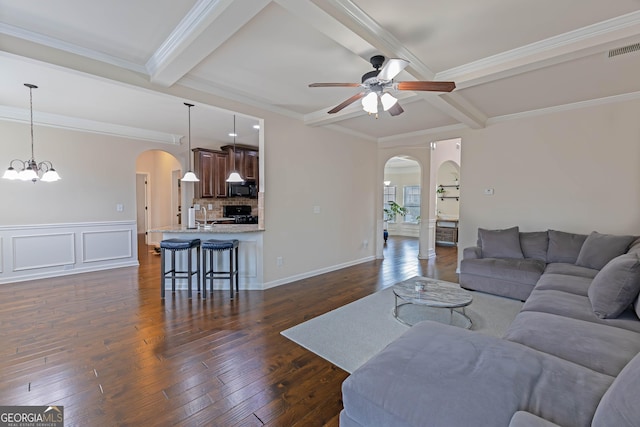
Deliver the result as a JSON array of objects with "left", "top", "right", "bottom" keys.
[
  {"left": 135, "top": 150, "right": 182, "bottom": 249},
  {"left": 383, "top": 156, "right": 421, "bottom": 243}
]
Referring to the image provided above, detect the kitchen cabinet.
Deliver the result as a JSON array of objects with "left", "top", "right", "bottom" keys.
[
  {"left": 193, "top": 148, "right": 228, "bottom": 198},
  {"left": 222, "top": 144, "right": 259, "bottom": 183}
]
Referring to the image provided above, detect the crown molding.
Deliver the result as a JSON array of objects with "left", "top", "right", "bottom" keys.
[
  {"left": 0, "top": 106, "right": 181, "bottom": 144},
  {"left": 487, "top": 90, "right": 640, "bottom": 125}
]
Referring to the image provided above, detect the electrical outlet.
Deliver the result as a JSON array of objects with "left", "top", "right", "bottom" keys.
[
  {"left": 363, "top": 239, "right": 369, "bottom": 248},
  {"left": 116, "top": 204, "right": 124, "bottom": 212},
  {"left": 276, "top": 256, "right": 283, "bottom": 267},
  {"left": 207, "top": 204, "right": 213, "bottom": 210},
  {"left": 483, "top": 188, "right": 494, "bottom": 195}
]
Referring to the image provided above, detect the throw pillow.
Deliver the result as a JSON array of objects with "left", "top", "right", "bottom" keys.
[
  {"left": 588, "top": 252, "right": 640, "bottom": 319},
  {"left": 478, "top": 226, "right": 524, "bottom": 259},
  {"left": 546, "top": 230, "right": 588, "bottom": 264},
  {"left": 519, "top": 231, "right": 548, "bottom": 261},
  {"left": 576, "top": 231, "right": 635, "bottom": 270}
]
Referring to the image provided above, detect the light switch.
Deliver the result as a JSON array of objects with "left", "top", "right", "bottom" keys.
[{"left": 313, "top": 205, "right": 321, "bottom": 214}]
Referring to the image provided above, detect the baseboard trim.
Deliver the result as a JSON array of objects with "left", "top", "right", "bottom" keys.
[
  {"left": 0, "top": 260, "right": 140, "bottom": 285},
  {"left": 263, "top": 256, "right": 376, "bottom": 290}
]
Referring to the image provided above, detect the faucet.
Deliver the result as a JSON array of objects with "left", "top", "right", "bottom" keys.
[{"left": 201, "top": 206, "right": 207, "bottom": 226}]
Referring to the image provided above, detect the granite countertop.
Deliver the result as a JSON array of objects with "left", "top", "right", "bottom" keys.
[{"left": 149, "top": 224, "right": 263, "bottom": 233}]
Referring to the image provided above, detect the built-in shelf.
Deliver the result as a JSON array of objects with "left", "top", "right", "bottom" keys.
[{"left": 437, "top": 184, "right": 460, "bottom": 201}]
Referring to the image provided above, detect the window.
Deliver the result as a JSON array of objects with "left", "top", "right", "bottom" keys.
[
  {"left": 383, "top": 186, "right": 397, "bottom": 222},
  {"left": 403, "top": 185, "right": 420, "bottom": 223}
]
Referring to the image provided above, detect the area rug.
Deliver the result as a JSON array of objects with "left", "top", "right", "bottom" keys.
[{"left": 281, "top": 281, "right": 523, "bottom": 373}]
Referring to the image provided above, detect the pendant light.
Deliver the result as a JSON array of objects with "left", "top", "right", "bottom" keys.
[
  {"left": 226, "top": 115, "right": 244, "bottom": 183},
  {"left": 180, "top": 102, "right": 199, "bottom": 182},
  {"left": 3, "top": 83, "right": 61, "bottom": 183}
]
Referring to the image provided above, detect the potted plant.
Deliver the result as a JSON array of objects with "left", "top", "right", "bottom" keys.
[
  {"left": 437, "top": 186, "right": 446, "bottom": 198},
  {"left": 383, "top": 201, "right": 408, "bottom": 242}
]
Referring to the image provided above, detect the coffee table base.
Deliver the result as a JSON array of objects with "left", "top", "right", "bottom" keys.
[{"left": 393, "top": 300, "right": 472, "bottom": 329}]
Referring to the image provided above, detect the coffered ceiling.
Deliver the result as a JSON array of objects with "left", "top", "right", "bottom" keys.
[{"left": 1, "top": 0, "right": 639, "bottom": 145}]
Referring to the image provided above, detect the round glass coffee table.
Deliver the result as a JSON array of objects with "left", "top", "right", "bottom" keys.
[{"left": 392, "top": 277, "right": 473, "bottom": 328}]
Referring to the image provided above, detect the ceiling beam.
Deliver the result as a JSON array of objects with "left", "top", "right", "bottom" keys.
[{"left": 147, "top": 0, "right": 270, "bottom": 87}]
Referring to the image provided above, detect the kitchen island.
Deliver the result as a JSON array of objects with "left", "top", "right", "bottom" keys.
[{"left": 150, "top": 225, "right": 264, "bottom": 291}]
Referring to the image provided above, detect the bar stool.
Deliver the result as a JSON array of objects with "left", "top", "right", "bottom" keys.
[
  {"left": 202, "top": 239, "right": 240, "bottom": 299},
  {"left": 160, "top": 238, "right": 201, "bottom": 299}
]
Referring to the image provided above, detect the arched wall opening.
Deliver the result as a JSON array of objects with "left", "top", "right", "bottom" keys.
[{"left": 135, "top": 150, "right": 182, "bottom": 249}]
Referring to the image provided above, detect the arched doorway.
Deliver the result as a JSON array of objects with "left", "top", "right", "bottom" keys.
[
  {"left": 430, "top": 138, "right": 462, "bottom": 248},
  {"left": 383, "top": 156, "right": 422, "bottom": 241},
  {"left": 135, "top": 150, "right": 182, "bottom": 251}
]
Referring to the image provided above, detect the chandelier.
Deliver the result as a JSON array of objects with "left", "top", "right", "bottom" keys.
[{"left": 3, "top": 84, "right": 61, "bottom": 183}]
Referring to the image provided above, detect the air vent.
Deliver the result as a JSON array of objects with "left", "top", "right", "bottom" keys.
[{"left": 608, "top": 42, "right": 640, "bottom": 58}]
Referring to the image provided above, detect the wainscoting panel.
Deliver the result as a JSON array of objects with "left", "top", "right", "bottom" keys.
[
  {"left": 12, "top": 233, "right": 75, "bottom": 271},
  {"left": 82, "top": 229, "right": 133, "bottom": 263},
  {"left": 0, "top": 221, "right": 138, "bottom": 284}
]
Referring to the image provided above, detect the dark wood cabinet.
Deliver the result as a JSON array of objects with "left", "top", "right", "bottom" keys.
[
  {"left": 221, "top": 144, "right": 259, "bottom": 183},
  {"left": 193, "top": 148, "right": 228, "bottom": 198},
  {"left": 213, "top": 151, "right": 228, "bottom": 198}
]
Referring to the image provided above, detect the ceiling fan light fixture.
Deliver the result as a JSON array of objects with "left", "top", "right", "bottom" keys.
[
  {"left": 381, "top": 93, "right": 398, "bottom": 111},
  {"left": 362, "top": 92, "right": 378, "bottom": 114}
]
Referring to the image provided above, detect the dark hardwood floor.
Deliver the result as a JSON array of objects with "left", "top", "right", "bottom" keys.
[{"left": 0, "top": 236, "right": 458, "bottom": 426}]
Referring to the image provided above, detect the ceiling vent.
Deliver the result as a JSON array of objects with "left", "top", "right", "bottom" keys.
[{"left": 608, "top": 42, "right": 640, "bottom": 58}]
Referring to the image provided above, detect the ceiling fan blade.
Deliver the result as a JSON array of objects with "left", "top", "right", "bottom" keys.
[
  {"left": 388, "top": 102, "right": 404, "bottom": 116},
  {"left": 328, "top": 92, "right": 366, "bottom": 114},
  {"left": 377, "top": 58, "right": 409, "bottom": 81},
  {"left": 309, "top": 83, "right": 361, "bottom": 87},
  {"left": 396, "top": 81, "right": 456, "bottom": 92}
]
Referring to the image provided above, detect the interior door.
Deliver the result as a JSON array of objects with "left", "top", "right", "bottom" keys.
[{"left": 135, "top": 173, "right": 149, "bottom": 244}]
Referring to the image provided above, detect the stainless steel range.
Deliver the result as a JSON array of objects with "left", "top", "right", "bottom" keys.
[{"left": 223, "top": 205, "right": 258, "bottom": 224}]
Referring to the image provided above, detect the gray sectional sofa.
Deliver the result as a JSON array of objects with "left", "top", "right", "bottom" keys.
[{"left": 340, "top": 228, "right": 640, "bottom": 427}]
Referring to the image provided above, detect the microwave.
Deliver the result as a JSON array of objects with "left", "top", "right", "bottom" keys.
[{"left": 228, "top": 180, "right": 257, "bottom": 198}]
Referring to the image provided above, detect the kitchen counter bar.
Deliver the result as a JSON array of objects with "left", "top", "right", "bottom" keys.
[
  {"left": 150, "top": 225, "right": 264, "bottom": 291},
  {"left": 149, "top": 224, "right": 262, "bottom": 233}
]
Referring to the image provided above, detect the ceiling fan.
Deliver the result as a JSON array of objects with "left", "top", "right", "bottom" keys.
[{"left": 309, "top": 55, "right": 455, "bottom": 117}]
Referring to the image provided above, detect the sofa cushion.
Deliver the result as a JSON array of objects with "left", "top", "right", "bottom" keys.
[
  {"left": 478, "top": 226, "right": 524, "bottom": 259},
  {"left": 461, "top": 258, "right": 545, "bottom": 285},
  {"left": 342, "top": 321, "right": 613, "bottom": 427},
  {"left": 592, "top": 352, "right": 640, "bottom": 427},
  {"left": 588, "top": 252, "right": 640, "bottom": 319},
  {"left": 504, "top": 311, "right": 640, "bottom": 376},
  {"left": 576, "top": 231, "right": 635, "bottom": 270},
  {"left": 543, "top": 263, "right": 599, "bottom": 279},
  {"left": 546, "top": 230, "right": 588, "bottom": 264},
  {"left": 534, "top": 273, "right": 592, "bottom": 297},
  {"left": 522, "top": 289, "right": 640, "bottom": 333},
  {"left": 519, "top": 231, "right": 548, "bottom": 261}
]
